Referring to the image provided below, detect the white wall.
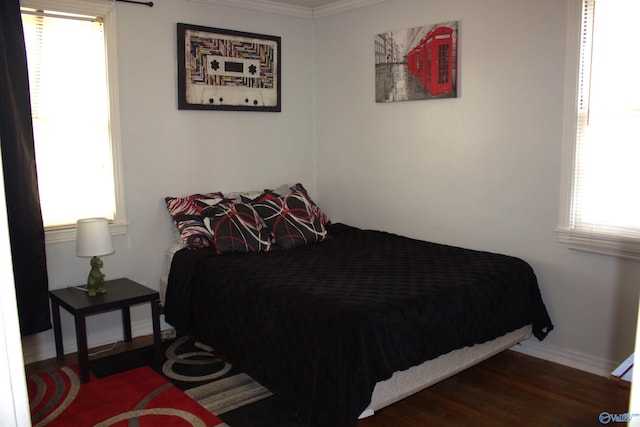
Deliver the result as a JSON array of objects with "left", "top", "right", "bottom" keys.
[
  {"left": 22, "top": 0, "right": 316, "bottom": 363},
  {"left": 314, "top": 0, "right": 640, "bottom": 376},
  {"left": 20, "top": 0, "right": 640, "bottom": 378}
]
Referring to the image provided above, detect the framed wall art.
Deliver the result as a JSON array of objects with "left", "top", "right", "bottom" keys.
[
  {"left": 177, "top": 23, "right": 281, "bottom": 112},
  {"left": 375, "top": 21, "right": 458, "bottom": 103}
]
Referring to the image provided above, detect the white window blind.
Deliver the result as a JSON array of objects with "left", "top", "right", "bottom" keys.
[
  {"left": 559, "top": 0, "right": 640, "bottom": 258},
  {"left": 20, "top": 0, "right": 126, "bottom": 240}
]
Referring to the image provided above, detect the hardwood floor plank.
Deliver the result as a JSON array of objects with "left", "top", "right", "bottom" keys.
[
  {"left": 357, "top": 350, "right": 630, "bottom": 427},
  {"left": 24, "top": 334, "right": 155, "bottom": 377}
]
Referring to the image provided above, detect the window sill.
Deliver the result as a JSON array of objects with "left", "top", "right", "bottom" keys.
[
  {"left": 44, "top": 222, "right": 128, "bottom": 245},
  {"left": 556, "top": 227, "right": 640, "bottom": 260}
]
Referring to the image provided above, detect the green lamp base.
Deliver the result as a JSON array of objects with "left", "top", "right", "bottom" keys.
[{"left": 86, "top": 256, "right": 107, "bottom": 296}]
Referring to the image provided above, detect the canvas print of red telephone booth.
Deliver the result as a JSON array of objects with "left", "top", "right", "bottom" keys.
[
  {"left": 376, "top": 21, "right": 457, "bottom": 103},
  {"left": 415, "top": 25, "right": 455, "bottom": 96}
]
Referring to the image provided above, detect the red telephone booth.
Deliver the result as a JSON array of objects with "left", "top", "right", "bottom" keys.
[
  {"left": 418, "top": 35, "right": 428, "bottom": 88},
  {"left": 422, "top": 26, "right": 454, "bottom": 96},
  {"left": 408, "top": 47, "right": 418, "bottom": 77}
]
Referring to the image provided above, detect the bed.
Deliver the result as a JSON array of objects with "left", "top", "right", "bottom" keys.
[{"left": 161, "top": 184, "right": 553, "bottom": 427}]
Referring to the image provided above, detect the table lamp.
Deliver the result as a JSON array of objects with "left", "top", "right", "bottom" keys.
[{"left": 75, "top": 218, "right": 114, "bottom": 296}]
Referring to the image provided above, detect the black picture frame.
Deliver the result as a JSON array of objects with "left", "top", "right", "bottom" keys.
[{"left": 177, "top": 23, "right": 281, "bottom": 112}]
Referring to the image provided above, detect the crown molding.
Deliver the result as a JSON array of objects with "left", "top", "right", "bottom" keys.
[
  {"left": 187, "top": 0, "right": 386, "bottom": 19},
  {"left": 312, "top": 0, "right": 385, "bottom": 19},
  {"left": 188, "top": 0, "right": 312, "bottom": 18}
]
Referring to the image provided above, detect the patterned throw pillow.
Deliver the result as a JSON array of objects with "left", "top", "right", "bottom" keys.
[
  {"left": 165, "top": 192, "right": 223, "bottom": 248},
  {"left": 289, "top": 183, "right": 331, "bottom": 226},
  {"left": 249, "top": 191, "right": 328, "bottom": 250},
  {"left": 201, "top": 202, "right": 273, "bottom": 254},
  {"left": 164, "top": 184, "right": 329, "bottom": 250}
]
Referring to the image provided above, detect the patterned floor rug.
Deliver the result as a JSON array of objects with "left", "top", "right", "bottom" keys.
[
  {"left": 89, "top": 336, "right": 308, "bottom": 427},
  {"left": 28, "top": 364, "right": 225, "bottom": 426}
]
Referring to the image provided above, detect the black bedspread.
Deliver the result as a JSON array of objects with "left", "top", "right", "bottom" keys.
[{"left": 164, "top": 223, "right": 553, "bottom": 427}]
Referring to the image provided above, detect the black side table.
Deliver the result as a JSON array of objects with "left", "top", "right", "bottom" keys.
[{"left": 49, "top": 278, "right": 162, "bottom": 383}]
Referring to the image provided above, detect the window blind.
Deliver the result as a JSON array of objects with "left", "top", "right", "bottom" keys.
[
  {"left": 22, "top": 9, "right": 116, "bottom": 228},
  {"left": 566, "top": 0, "right": 640, "bottom": 256}
]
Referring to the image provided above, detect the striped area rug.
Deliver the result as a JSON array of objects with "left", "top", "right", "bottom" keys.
[
  {"left": 161, "top": 337, "right": 273, "bottom": 416},
  {"left": 88, "top": 336, "right": 308, "bottom": 426}
]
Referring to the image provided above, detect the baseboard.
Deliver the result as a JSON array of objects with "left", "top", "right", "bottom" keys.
[
  {"left": 21, "top": 316, "right": 173, "bottom": 366},
  {"left": 510, "top": 338, "right": 617, "bottom": 378}
]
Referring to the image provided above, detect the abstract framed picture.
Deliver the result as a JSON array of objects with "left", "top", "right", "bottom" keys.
[
  {"left": 375, "top": 21, "right": 458, "bottom": 103},
  {"left": 177, "top": 23, "right": 281, "bottom": 112}
]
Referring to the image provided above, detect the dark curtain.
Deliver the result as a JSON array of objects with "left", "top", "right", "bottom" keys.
[{"left": 0, "top": 0, "right": 51, "bottom": 335}]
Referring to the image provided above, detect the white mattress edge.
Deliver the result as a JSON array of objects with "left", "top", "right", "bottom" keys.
[{"left": 359, "top": 324, "right": 533, "bottom": 418}]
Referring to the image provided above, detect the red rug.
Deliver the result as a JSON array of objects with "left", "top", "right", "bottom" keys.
[{"left": 28, "top": 365, "right": 226, "bottom": 426}]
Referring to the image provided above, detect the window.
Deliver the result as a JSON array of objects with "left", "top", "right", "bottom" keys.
[
  {"left": 20, "top": 0, "right": 126, "bottom": 242},
  {"left": 558, "top": 0, "right": 640, "bottom": 258}
]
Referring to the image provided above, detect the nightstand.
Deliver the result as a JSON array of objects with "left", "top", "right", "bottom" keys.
[{"left": 49, "top": 278, "right": 162, "bottom": 383}]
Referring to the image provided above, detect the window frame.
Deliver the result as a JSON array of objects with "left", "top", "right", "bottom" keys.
[
  {"left": 557, "top": 0, "right": 640, "bottom": 259},
  {"left": 20, "top": 0, "right": 127, "bottom": 244}
]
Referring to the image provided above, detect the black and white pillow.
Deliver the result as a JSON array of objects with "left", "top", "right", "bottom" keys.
[
  {"left": 288, "top": 183, "right": 331, "bottom": 227},
  {"left": 165, "top": 192, "right": 224, "bottom": 248},
  {"left": 249, "top": 191, "right": 328, "bottom": 250},
  {"left": 202, "top": 202, "right": 273, "bottom": 254}
]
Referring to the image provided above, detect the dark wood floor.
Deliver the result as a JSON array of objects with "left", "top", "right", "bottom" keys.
[
  {"left": 357, "top": 350, "right": 629, "bottom": 427},
  {"left": 24, "top": 334, "right": 157, "bottom": 377},
  {"left": 25, "top": 336, "right": 629, "bottom": 427}
]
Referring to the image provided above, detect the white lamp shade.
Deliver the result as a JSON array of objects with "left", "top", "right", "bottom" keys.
[{"left": 75, "top": 218, "right": 115, "bottom": 257}]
